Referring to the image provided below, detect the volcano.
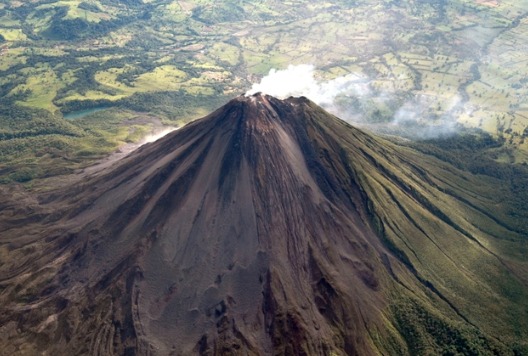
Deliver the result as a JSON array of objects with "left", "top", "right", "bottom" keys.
[{"left": 1, "top": 94, "right": 527, "bottom": 355}]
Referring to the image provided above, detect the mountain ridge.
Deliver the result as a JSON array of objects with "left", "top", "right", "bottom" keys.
[{"left": 0, "top": 94, "right": 527, "bottom": 355}]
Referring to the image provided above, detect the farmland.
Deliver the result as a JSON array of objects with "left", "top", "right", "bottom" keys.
[{"left": 1, "top": 0, "right": 528, "bottom": 181}]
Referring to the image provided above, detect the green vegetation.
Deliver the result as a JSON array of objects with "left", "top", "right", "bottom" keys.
[
  {"left": 1, "top": 0, "right": 528, "bottom": 183},
  {"left": 1, "top": 2, "right": 527, "bottom": 353},
  {"left": 409, "top": 131, "right": 528, "bottom": 234},
  {"left": 344, "top": 126, "right": 528, "bottom": 353},
  {"left": 303, "top": 99, "right": 528, "bottom": 353},
  {"left": 392, "top": 297, "right": 510, "bottom": 355}
]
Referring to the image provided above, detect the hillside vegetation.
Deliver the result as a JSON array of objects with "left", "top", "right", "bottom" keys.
[{"left": 1, "top": 0, "right": 528, "bottom": 181}]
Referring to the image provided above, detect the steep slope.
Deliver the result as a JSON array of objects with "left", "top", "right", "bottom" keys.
[{"left": 0, "top": 94, "right": 527, "bottom": 355}]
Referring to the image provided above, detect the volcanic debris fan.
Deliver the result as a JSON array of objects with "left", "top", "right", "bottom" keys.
[{"left": 0, "top": 94, "right": 527, "bottom": 355}]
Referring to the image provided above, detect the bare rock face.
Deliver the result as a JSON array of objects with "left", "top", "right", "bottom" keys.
[{"left": 1, "top": 94, "right": 527, "bottom": 355}]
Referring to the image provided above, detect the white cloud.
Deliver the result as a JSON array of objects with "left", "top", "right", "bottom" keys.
[
  {"left": 246, "top": 64, "right": 464, "bottom": 139},
  {"left": 140, "top": 127, "right": 178, "bottom": 145},
  {"left": 246, "top": 64, "right": 370, "bottom": 104}
]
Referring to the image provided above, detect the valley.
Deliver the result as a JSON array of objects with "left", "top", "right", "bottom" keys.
[{"left": 1, "top": 0, "right": 528, "bottom": 182}]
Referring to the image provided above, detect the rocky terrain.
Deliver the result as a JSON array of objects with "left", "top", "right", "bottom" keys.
[{"left": 1, "top": 94, "right": 527, "bottom": 355}]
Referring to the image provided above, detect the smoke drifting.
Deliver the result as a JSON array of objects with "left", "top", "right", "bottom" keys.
[
  {"left": 246, "top": 64, "right": 370, "bottom": 105},
  {"left": 246, "top": 64, "right": 464, "bottom": 139},
  {"left": 140, "top": 127, "right": 178, "bottom": 145}
]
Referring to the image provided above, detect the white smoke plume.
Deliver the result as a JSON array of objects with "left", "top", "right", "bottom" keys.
[
  {"left": 246, "top": 64, "right": 370, "bottom": 105},
  {"left": 246, "top": 64, "right": 464, "bottom": 139}
]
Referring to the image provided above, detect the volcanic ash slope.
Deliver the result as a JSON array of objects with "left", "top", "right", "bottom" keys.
[{"left": 1, "top": 94, "right": 527, "bottom": 355}]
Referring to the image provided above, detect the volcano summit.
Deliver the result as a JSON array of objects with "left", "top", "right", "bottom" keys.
[{"left": 1, "top": 94, "right": 527, "bottom": 355}]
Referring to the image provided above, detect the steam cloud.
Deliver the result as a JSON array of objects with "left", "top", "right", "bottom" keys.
[
  {"left": 140, "top": 127, "right": 178, "bottom": 145},
  {"left": 246, "top": 64, "right": 370, "bottom": 105},
  {"left": 246, "top": 64, "right": 465, "bottom": 139},
  {"left": 121, "top": 127, "right": 178, "bottom": 156}
]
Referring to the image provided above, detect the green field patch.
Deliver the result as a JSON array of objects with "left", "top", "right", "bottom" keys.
[
  {"left": 187, "top": 61, "right": 224, "bottom": 71},
  {"left": 90, "top": 63, "right": 223, "bottom": 99},
  {"left": 26, "top": 10, "right": 54, "bottom": 32},
  {"left": 13, "top": 67, "right": 63, "bottom": 111},
  {"left": 134, "top": 65, "right": 188, "bottom": 91},
  {"left": 0, "top": 50, "right": 27, "bottom": 71},
  {"left": 467, "top": 81, "right": 511, "bottom": 112},
  {"left": 159, "top": 2, "right": 188, "bottom": 22},
  {"left": 182, "top": 81, "right": 215, "bottom": 96},
  {"left": 322, "top": 66, "right": 354, "bottom": 79},
  {"left": 94, "top": 67, "right": 134, "bottom": 94},
  {"left": 32, "top": 47, "right": 69, "bottom": 57},
  {"left": 95, "top": 30, "right": 133, "bottom": 48},
  {"left": 208, "top": 42, "right": 240, "bottom": 66},
  {"left": 58, "top": 90, "right": 127, "bottom": 104},
  {"left": 0, "top": 29, "right": 27, "bottom": 41},
  {"left": 155, "top": 56, "right": 175, "bottom": 64},
  {"left": 467, "top": 110, "right": 501, "bottom": 133},
  {"left": 64, "top": 4, "right": 108, "bottom": 23},
  {"left": 507, "top": 114, "right": 528, "bottom": 136},
  {"left": 0, "top": 14, "right": 21, "bottom": 28},
  {"left": 421, "top": 71, "right": 462, "bottom": 96},
  {"left": 35, "top": 1, "right": 80, "bottom": 14},
  {"left": 243, "top": 49, "right": 294, "bottom": 75}
]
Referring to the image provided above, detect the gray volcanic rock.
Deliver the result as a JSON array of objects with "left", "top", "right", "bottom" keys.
[
  {"left": 1, "top": 94, "right": 527, "bottom": 355},
  {"left": 69, "top": 93, "right": 387, "bottom": 354}
]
